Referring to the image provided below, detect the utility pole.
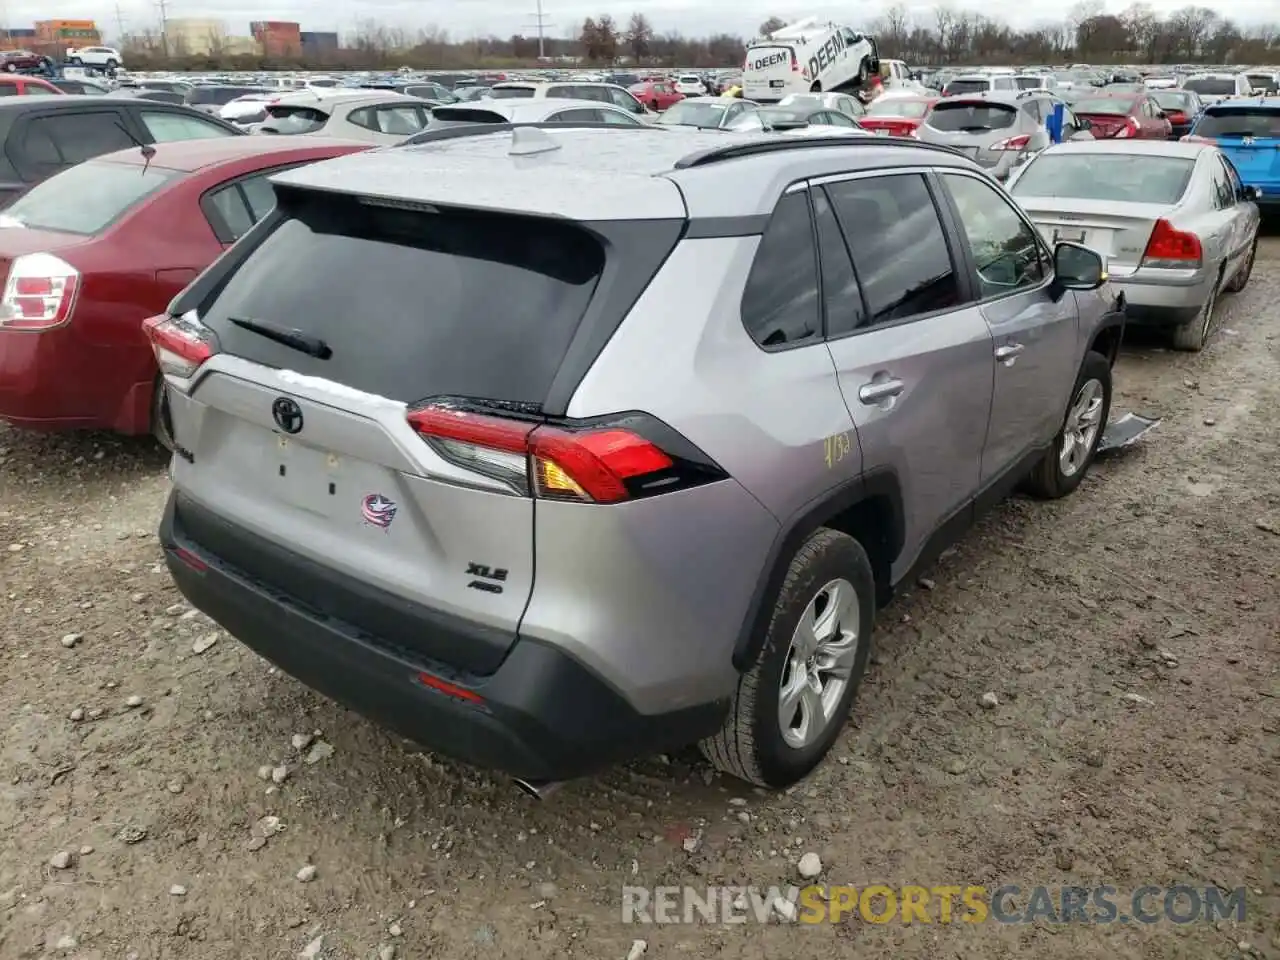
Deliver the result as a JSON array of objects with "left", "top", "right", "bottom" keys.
[
  {"left": 525, "top": 0, "right": 549, "bottom": 60},
  {"left": 114, "top": 1, "right": 127, "bottom": 45},
  {"left": 155, "top": 0, "right": 170, "bottom": 56}
]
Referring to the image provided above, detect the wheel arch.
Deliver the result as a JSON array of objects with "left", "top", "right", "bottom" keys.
[
  {"left": 731, "top": 469, "right": 904, "bottom": 671},
  {"left": 1088, "top": 309, "right": 1126, "bottom": 367}
]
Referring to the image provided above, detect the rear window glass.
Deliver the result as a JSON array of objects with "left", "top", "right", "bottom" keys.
[
  {"left": 200, "top": 191, "right": 606, "bottom": 406},
  {"left": 867, "top": 99, "right": 929, "bottom": 118},
  {"left": 1183, "top": 78, "right": 1235, "bottom": 96},
  {"left": 1011, "top": 154, "right": 1194, "bottom": 205},
  {"left": 429, "top": 107, "right": 508, "bottom": 125},
  {"left": 263, "top": 106, "right": 328, "bottom": 134},
  {"left": 1014, "top": 77, "right": 1044, "bottom": 90},
  {"left": 1069, "top": 97, "right": 1134, "bottom": 115},
  {"left": 187, "top": 86, "right": 261, "bottom": 106},
  {"left": 928, "top": 101, "right": 1016, "bottom": 131},
  {"left": 1150, "top": 92, "right": 1197, "bottom": 112},
  {"left": 0, "top": 161, "right": 174, "bottom": 234},
  {"left": 942, "top": 79, "right": 989, "bottom": 95},
  {"left": 1195, "top": 108, "right": 1280, "bottom": 138},
  {"left": 487, "top": 86, "right": 536, "bottom": 99}
]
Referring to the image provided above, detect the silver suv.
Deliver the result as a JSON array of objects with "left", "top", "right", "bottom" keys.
[{"left": 148, "top": 125, "right": 1125, "bottom": 791}]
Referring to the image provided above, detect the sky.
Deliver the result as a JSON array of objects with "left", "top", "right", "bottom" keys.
[{"left": 5, "top": 0, "right": 1273, "bottom": 42}]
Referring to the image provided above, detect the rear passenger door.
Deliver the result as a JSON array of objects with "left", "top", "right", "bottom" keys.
[
  {"left": 8, "top": 107, "right": 135, "bottom": 183},
  {"left": 818, "top": 172, "right": 994, "bottom": 579},
  {"left": 935, "top": 171, "right": 1079, "bottom": 481}
]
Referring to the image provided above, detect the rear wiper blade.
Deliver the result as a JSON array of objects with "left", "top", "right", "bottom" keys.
[{"left": 228, "top": 316, "right": 332, "bottom": 359}]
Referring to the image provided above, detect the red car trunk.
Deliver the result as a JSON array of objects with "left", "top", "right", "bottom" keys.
[
  {"left": 1077, "top": 113, "right": 1132, "bottom": 138},
  {"left": 859, "top": 117, "right": 921, "bottom": 136}
]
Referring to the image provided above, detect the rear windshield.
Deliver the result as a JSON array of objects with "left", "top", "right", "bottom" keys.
[
  {"left": 867, "top": 98, "right": 929, "bottom": 118},
  {"left": 1183, "top": 78, "right": 1235, "bottom": 95},
  {"left": 942, "top": 79, "right": 989, "bottom": 95},
  {"left": 1150, "top": 91, "right": 1196, "bottom": 111},
  {"left": 1014, "top": 77, "right": 1044, "bottom": 90},
  {"left": 1247, "top": 74, "right": 1278, "bottom": 92},
  {"left": 487, "top": 86, "right": 536, "bottom": 99},
  {"left": 263, "top": 105, "right": 328, "bottom": 134},
  {"left": 656, "top": 101, "right": 728, "bottom": 127},
  {"left": 187, "top": 86, "right": 262, "bottom": 106},
  {"left": 1195, "top": 108, "right": 1280, "bottom": 138},
  {"left": 429, "top": 107, "right": 508, "bottom": 125},
  {"left": 1069, "top": 97, "right": 1134, "bottom": 115},
  {"left": 1012, "top": 154, "right": 1194, "bottom": 205},
  {"left": 0, "top": 161, "right": 174, "bottom": 235},
  {"left": 927, "top": 101, "right": 1016, "bottom": 131},
  {"left": 200, "top": 190, "right": 606, "bottom": 406}
]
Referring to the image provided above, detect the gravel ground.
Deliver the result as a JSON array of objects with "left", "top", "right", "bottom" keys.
[{"left": 2, "top": 235, "right": 1278, "bottom": 960}]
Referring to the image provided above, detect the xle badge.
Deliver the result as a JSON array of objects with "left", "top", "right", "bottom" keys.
[
  {"left": 466, "top": 562, "right": 509, "bottom": 594},
  {"left": 361, "top": 493, "right": 397, "bottom": 531}
]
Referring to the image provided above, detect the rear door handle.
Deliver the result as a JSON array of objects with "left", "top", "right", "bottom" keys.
[
  {"left": 995, "top": 343, "right": 1024, "bottom": 363},
  {"left": 858, "top": 379, "right": 905, "bottom": 404}
]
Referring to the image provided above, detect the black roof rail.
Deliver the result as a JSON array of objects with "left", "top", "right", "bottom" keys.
[
  {"left": 674, "top": 134, "right": 969, "bottom": 169},
  {"left": 396, "top": 120, "right": 668, "bottom": 148}
]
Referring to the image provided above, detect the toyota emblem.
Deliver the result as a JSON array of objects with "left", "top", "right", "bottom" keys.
[{"left": 272, "top": 397, "right": 304, "bottom": 434}]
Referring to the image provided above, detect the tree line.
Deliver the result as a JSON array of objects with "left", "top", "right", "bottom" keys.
[{"left": 118, "top": 2, "right": 1280, "bottom": 72}]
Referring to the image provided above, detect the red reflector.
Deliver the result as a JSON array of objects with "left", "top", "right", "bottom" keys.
[
  {"left": 407, "top": 406, "right": 532, "bottom": 453},
  {"left": 14, "top": 277, "right": 53, "bottom": 296},
  {"left": 171, "top": 546, "right": 208, "bottom": 572},
  {"left": 417, "top": 672, "right": 484, "bottom": 704}
]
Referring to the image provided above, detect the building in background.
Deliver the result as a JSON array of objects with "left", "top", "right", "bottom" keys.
[
  {"left": 250, "top": 20, "right": 301, "bottom": 57},
  {"left": 165, "top": 17, "right": 226, "bottom": 56},
  {"left": 300, "top": 31, "right": 339, "bottom": 57},
  {"left": 1, "top": 28, "right": 37, "bottom": 42},
  {"left": 35, "top": 19, "right": 100, "bottom": 48}
]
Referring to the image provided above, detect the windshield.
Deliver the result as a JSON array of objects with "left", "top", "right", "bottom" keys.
[
  {"left": 943, "top": 79, "right": 989, "bottom": 95},
  {"left": 868, "top": 99, "right": 929, "bottom": 118},
  {"left": 656, "top": 101, "right": 728, "bottom": 128},
  {"left": 0, "top": 161, "right": 175, "bottom": 235},
  {"left": 1012, "top": 154, "right": 1194, "bottom": 204},
  {"left": 1195, "top": 108, "right": 1280, "bottom": 138},
  {"left": 1247, "top": 74, "right": 1278, "bottom": 92},
  {"left": 1183, "top": 78, "right": 1235, "bottom": 95},
  {"left": 1015, "top": 76, "right": 1044, "bottom": 90},
  {"left": 1151, "top": 91, "right": 1196, "bottom": 112},
  {"left": 262, "top": 105, "right": 329, "bottom": 134},
  {"left": 187, "top": 86, "right": 262, "bottom": 106},
  {"left": 927, "top": 101, "right": 1016, "bottom": 131},
  {"left": 1070, "top": 97, "right": 1134, "bottom": 115},
  {"left": 487, "top": 86, "right": 536, "bottom": 99}
]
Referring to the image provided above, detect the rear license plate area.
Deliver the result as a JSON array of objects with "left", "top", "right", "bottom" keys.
[
  {"left": 272, "top": 435, "right": 344, "bottom": 518},
  {"left": 770, "top": 79, "right": 785, "bottom": 88},
  {"left": 1053, "top": 228, "right": 1087, "bottom": 244}
]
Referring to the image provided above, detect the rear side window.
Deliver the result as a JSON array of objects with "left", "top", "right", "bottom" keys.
[
  {"left": 264, "top": 106, "right": 328, "bottom": 134},
  {"left": 200, "top": 191, "right": 606, "bottom": 406},
  {"left": 1195, "top": 108, "right": 1280, "bottom": 138},
  {"left": 928, "top": 102, "right": 1017, "bottom": 131},
  {"left": 429, "top": 107, "right": 508, "bottom": 125},
  {"left": 0, "top": 161, "right": 174, "bottom": 234},
  {"left": 740, "top": 192, "right": 820, "bottom": 349}
]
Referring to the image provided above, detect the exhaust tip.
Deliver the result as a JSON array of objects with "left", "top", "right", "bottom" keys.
[{"left": 512, "top": 778, "right": 563, "bottom": 800}]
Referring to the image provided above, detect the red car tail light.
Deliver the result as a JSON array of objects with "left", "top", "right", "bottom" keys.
[
  {"left": 1114, "top": 117, "right": 1141, "bottom": 138},
  {"left": 1142, "top": 218, "right": 1202, "bottom": 268},
  {"left": 0, "top": 253, "right": 80, "bottom": 330},
  {"left": 407, "top": 403, "right": 723, "bottom": 504},
  {"left": 991, "top": 133, "right": 1032, "bottom": 151},
  {"left": 142, "top": 312, "right": 218, "bottom": 378}
]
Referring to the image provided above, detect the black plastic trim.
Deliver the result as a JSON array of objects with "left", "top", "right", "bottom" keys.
[
  {"left": 673, "top": 135, "right": 969, "bottom": 170},
  {"left": 398, "top": 120, "right": 670, "bottom": 148},
  {"left": 683, "top": 214, "right": 770, "bottom": 238}
]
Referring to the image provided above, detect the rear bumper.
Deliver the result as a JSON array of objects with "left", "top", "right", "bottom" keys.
[
  {"left": 1112, "top": 267, "right": 1215, "bottom": 326},
  {"left": 159, "top": 490, "right": 728, "bottom": 781}
]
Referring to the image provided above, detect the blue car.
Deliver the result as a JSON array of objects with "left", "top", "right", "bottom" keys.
[{"left": 1187, "top": 97, "right": 1280, "bottom": 206}]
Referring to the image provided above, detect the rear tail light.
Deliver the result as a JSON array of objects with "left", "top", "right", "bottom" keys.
[
  {"left": 407, "top": 403, "right": 726, "bottom": 504},
  {"left": 991, "top": 133, "right": 1031, "bottom": 151},
  {"left": 1114, "top": 117, "right": 1140, "bottom": 138},
  {"left": 1142, "top": 218, "right": 1202, "bottom": 268},
  {"left": 142, "top": 312, "right": 219, "bottom": 378},
  {"left": 0, "top": 253, "right": 80, "bottom": 330}
]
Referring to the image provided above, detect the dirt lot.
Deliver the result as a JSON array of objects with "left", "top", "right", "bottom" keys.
[{"left": 2, "top": 238, "right": 1278, "bottom": 960}]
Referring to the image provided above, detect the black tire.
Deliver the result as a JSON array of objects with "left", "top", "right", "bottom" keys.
[
  {"left": 1225, "top": 238, "right": 1256, "bottom": 294},
  {"left": 1171, "top": 278, "right": 1219, "bottom": 352},
  {"left": 649, "top": 100, "right": 659, "bottom": 112},
  {"left": 857, "top": 58, "right": 870, "bottom": 85},
  {"left": 700, "top": 528, "right": 875, "bottom": 788},
  {"left": 1025, "top": 351, "right": 1111, "bottom": 499},
  {"left": 151, "top": 376, "right": 175, "bottom": 452}
]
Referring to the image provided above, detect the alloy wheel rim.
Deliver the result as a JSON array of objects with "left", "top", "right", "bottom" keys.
[
  {"left": 778, "top": 578, "right": 860, "bottom": 750},
  {"left": 1059, "top": 378, "right": 1104, "bottom": 478}
]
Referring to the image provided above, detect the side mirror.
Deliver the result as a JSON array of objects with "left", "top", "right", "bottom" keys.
[
  {"left": 1054, "top": 241, "right": 1106, "bottom": 290},
  {"left": 1242, "top": 185, "right": 1261, "bottom": 202}
]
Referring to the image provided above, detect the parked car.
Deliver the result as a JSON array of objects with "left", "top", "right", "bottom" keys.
[
  {"left": 1148, "top": 89, "right": 1204, "bottom": 139},
  {"left": 50, "top": 77, "right": 111, "bottom": 96},
  {"left": 778, "top": 91, "right": 867, "bottom": 119},
  {"left": 0, "top": 136, "right": 369, "bottom": 439},
  {"left": 1071, "top": 92, "right": 1173, "bottom": 139},
  {"left": 0, "top": 75, "right": 63, "bottom": 96},
  {"left": 185, "top": 85, "right": 268, "bottom": 116},
  {"left": 0, "top": 50, "right": 43, "bottom": 72},
  {"left": 674, "top": 74, "right": 707, "bottom": 96},
  {"left": 1181, "top": 73, "right": 1252, "bottom": 105},
  {"left": 255, "top": 92, "right": 433, "bottom": 142},
  {"left": 147, "top": 126, "right": 1122, "bottom": 792},
  {"left": 217, "top": 93, "right": 276, "bottom": 127},
  {"left": 110, "top": 88, "right": 187, "bottom": 105},
  {"left": 1243, "top": 69, "right": 1280, "bottom": 95},
  {"left": 917, "top": 92, "right": 1090, "bottom": 180},
  {"left": 423, "top": 98, "right": 646, "bottom": 129},
  {"left": 728, "top": 104, "right": 866, "bottom": 135},
  {"left": 942, "top": 73, "right": 1018, "bottom": 96},
  {"left": 857, "top": 94, "right": 938, "bottom": 136},
  {"left": 654, "top": 96, "right": 760, "bottom": 130},
  {"left": 1184, "top": 98, "right": 1280, "bottom": 210},
  {"left": 482, "top": 80, "right": 651, "bottom": 118},
  {"left": 400, "top": 82, "right": 457, "bottom": 105},
  {"left": 629, "top": 80, "right": 685, "bottom": 111},
  {"left": 1008, "top": 140, "right": 1258, "bottom": 352},
  {"left": 0, "top": 97, "right": 244, "bottom": 208},
  {"left": 135, "top": 78, "right": 193, "bottom": 95},
  {"left": 66, "top": 46, "right": 123, "bottom": 70}
]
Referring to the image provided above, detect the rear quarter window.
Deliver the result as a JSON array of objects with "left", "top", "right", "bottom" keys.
[
  {"left": 0, "top": 161, "right": 174, "bottom": 234},
  {"left": 263, "top": 106, "right": 328, "bottom": 134}
]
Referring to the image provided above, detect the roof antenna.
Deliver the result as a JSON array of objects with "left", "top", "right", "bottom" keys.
[{"left": 509, "top": 126, "right": 562, "bottom": 156}]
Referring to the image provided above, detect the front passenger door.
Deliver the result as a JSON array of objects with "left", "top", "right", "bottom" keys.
[{"left": 937, "top": 171, "right": 1080, "bottom": 483}]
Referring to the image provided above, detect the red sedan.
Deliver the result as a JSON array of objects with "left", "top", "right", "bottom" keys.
[
  {"left": 629, "top": 81, "right": 684, "bottom": 112},
  {"left": 0, "top": 75, "right": 64, "bottom": 95},
  {"left": 1068, "top": 93, "right": 1172, "bottom": 140},
  {"left": 0, "top": 50, "right": 45, "bottom": 72},
  {"left": 858, "top": 95, "right": 938, "bottom": 137},
  {"left": 0, "top": 136, "right": 369, "bottom": 440}
]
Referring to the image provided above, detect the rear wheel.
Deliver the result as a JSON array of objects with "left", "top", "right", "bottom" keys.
[
  {"left": 809, "top": 81, "right": 823, "bottom": 93},
  {"left": 700, "top": 528, "right": 874, "bottom": 788},
  {"left": 1225, "top": 238, "right": 1256, "bottom": 294},
  {"left": 1025, "top": 351, "right": 1111, "bottom": 499},
  {"left": 1171, "top": 280, "right": 1218, "bottom": 352}
]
